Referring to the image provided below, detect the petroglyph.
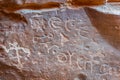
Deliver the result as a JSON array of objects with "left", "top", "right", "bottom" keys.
[
  {"left": 31, "top": 16, "right": 55, "bottom": 43},
  {"left": 60, "top": 33, "right": 69, "bottom": 46},
  {"left": 48, "top": 17, "right": 63, "bottom": 30},
  {"left": 57, "top": 53, "right": 68, "bottom": 63},
  {"left": 30, "top": 14, "right": 45, "bottom": 32},
  {"left": 65, "top": 19, "right": 76, "bottom": 32},
  {"left": 57, "top": 51, "right": 74, "bottom": 66},
  {"left": 76, "top": 58, "right": 86, "bottom": 70},
  {"left": 28, "top": 15, "right": 120, "bottom": 79},
  {"left": 56, "top": 49, "right": 113, "bottom": 75},
  {"left": 1, "top": 5, "right": 120, "bottom": 79},
  {"left": 48, "top": 45, "right": 60, "bottom": 54},
  {"left": 1, "top": 42, "right": 30, "bottom": 68},
  {"left": 33, "top": 36, "right": 51, "bottom": 43},
  {"left": 33, "top": 31, "right": 54, "bottom": 43},
  {"left": 67, "top": 51, "right": 74, "bottom": 66}
]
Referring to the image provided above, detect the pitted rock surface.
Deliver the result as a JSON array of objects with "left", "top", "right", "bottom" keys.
[{"left": 0, "top": 3, "right": 120, "bottom": 80}]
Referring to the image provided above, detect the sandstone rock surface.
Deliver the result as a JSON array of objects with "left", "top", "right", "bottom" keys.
[{"left": 0, "top": 1, "right": 120, "bottom": 80}]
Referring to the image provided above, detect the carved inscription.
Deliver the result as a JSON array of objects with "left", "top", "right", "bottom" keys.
[
  {"left": 30, "top": 14, "right": 45, "bottom": 31},
  {"left": 31, "top": 15, "right": 55, "bottom": 43},
  {"left": 1, "top": 42, "right": 30, "bottom": 68},
  {"left": 28, "top": 15, "right": 120, "bottom": 79},
  {"left": 48, "top": 17, "right": 63, "bottom": 30},
  {"left": 65, "top": 19, "right": 76, "bottom": 32},
  {"left": 30, "top": 16, "right": 83, "bottom": 44}
]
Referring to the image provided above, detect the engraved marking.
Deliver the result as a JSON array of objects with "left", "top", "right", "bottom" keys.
[
  {"left": 48, "top": 17, "right": 63, "bottom": 29},
  {"left": 30, "top": 15, "right": 45, "bottom": 32},
  {"left": 48, "top": 45, "right": 59, "bottom": 54},
  {"left": 57, "top": 51, "right": 74, "bottom": 66},
  {"left": 65, "top": 19, "right": 76, "bottom": 32},
  {"left": 33, "top": 33, "right": 53, "bottom": 43},
  {"left": 1, "top": 42, "right": 30, "bottom": 68},
  {"left": 68, "top": 51, "right": 74, "bottom": 66},
  {"left": 76, "top": 58, "right": 86, "bottom": 70},
  {"left": 60, "top": 33, "right": 69, "bottom": 46},
  {"left": 87, "top": 53, "right": 100, "bottom": 73},
  {"left": 57, "top": 53, "right": 68, "bottom": 63},
  {"left": 38, "top": 43, "right": 49, "bottom": 54}
]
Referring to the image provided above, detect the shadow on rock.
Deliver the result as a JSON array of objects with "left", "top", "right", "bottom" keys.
[
  {"left": 84, "top": 7, "right": 120, "bottom": 50},
  {"left": 0, "top": 10, "right": 28, "bottom": 24}
]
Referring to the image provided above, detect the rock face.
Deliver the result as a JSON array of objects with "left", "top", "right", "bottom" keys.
[{"left": 0, "top": 1, "right": 120, "bottom": 80}]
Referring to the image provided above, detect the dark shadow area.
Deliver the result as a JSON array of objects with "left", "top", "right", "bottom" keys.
[
  {"left": 0, "top": 61, "right": 24, "bottom": 80},
  {"left": 84, "top": 7, "right": 120, "bottom": 50},
  {"left": 78, "top": 73, "right": 87, "bottom": 80},
  {"left": 0, "top": 10, "right": 28, "bottom": 24}
]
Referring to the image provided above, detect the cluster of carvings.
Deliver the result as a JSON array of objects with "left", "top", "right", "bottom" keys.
[{"left": 0, "top": 11, "right": 120, "bottom": 79}]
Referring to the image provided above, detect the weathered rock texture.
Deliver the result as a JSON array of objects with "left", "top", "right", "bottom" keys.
[{"left": 0, "top": 1, "right": 120, "bottom": 80}]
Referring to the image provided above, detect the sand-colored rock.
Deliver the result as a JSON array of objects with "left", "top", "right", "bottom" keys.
[{"left": 0, "top": 0, "right": 120, "bottom": 80}]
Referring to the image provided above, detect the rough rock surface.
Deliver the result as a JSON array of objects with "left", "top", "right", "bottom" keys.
[{"left": 0, "top": 2, "right": 120, "bottom": 80}]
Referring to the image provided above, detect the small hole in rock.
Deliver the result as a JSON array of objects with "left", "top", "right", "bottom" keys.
[
  {"left": 0, "top": 47, "right": 4, "bottom": 52},
  {"left": 78, "top": 73, "right": 87, "bottom": 80}
]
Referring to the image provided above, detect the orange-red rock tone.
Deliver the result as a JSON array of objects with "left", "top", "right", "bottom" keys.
[
  {"left": 0, "top": 0, "right": 120, "bottom": 80},
  {"left": 67, "top": 0, "right": 106, "bottom": 6}
]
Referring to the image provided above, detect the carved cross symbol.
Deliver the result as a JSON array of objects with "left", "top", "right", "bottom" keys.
[{"left": 1, "top": 42, "right": 30, "bottom": 69}]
